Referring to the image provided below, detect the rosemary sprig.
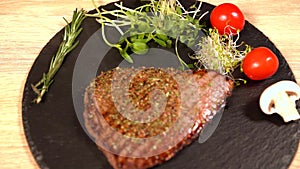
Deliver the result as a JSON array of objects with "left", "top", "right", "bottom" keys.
[{"left": 31, "top": 9, "right": 86, "bottom": 103}]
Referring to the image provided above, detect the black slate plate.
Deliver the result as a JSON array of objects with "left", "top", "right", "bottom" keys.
[{"left": 22, "top": 1, "right": 300, "bottom": 169}]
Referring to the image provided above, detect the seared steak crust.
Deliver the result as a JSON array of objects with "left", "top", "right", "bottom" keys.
[{"left": 83, "top": 67, "right": 233, "bottom": 169}]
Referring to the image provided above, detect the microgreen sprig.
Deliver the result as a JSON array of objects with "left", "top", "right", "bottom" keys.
[
  {"left": 31, "top": 9, "right": 86, "bottom": 103},
  {"left": 191, "top": 28, "right": 251, "bottom": 82},
  {"left": 88, "top": 0, "right": 208, "bottom": 69}
]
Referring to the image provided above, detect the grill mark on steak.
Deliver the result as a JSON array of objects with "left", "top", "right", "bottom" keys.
[{"left": 83, "top": 67, "right": 234, "bottom": 169}]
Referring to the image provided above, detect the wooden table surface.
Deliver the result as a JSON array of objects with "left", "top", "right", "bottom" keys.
[{"left": 0, "top": 0, "right": 300, "bottom": 168}]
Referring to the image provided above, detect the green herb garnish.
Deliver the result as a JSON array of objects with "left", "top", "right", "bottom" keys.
[
  {"left": 87, "top": 0, "right": 208, "bottom": 69},
  {"left": 31, "top": 9, "right": 86, "bottom": 103},
  {"left": 190, "top": 28, "right": 251, "bottom": 82}
]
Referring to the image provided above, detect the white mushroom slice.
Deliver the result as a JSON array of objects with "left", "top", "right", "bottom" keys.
[{"left": 259, "top": 80, "right": 300, "bottom": 122}]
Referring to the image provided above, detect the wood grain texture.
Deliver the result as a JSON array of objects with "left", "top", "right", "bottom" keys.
[{"left": 0, "top": 0, "right": 299, "bottom": 169}]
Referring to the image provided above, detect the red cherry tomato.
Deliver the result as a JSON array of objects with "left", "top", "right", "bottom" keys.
[
  {"left": 242, "top": 47, "right": 279, "bottom": 80},
  {"left": 210, "top": 3, "right": 245, "bottom": 35}
]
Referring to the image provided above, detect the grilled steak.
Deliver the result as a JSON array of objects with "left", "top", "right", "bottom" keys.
[{"left": 83, "top": 67, "right": 234, "bottom": 169}]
